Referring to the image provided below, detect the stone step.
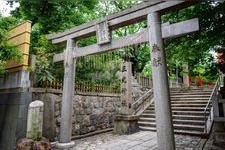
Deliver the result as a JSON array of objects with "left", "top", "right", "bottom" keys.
[
  {"left": 170, "top": 97, "right": 209, "bottom": 101},
  {"left": 174, "top": 129, "right": 205, "bottom": 136},
  {"left": 139, "top": 126, "right": 205, "bottom": 135},
  {"left": 139, "top": 118, "right": 205, "bottom": 125},
  {"left": 144, "top": 110, "right": 209, "bottom": 116},
  {"left": 171, "top": 95, "right": 210, "bottom": 98},
  {"left": 170, "top": 101, "right": 208, "bottom": 104},
  {"left": 170, "top": 87, "right": 213, "bottom": 90},
  {"left": 140, "top": 114, "right": 205, "bottom": 120},
  {"left": 172, "top": 110, "right": 209, "bottom": 116},
  {"left": 139, "top": 126, "right": 156, "bottom": 132},
  {"left": 138, "top": 87, "right": 213, "bottom": 136},
  {"left": 171, "top": 103, "right": 208, "bottom": 107},
  {"left": 147, "top": 106, "right": 209, "bottom": 111},
  {"left": 173, "top": 119, "right": 205, "bottom": 125},
  {"left": 170, "top": 89, "right": 212, "bottom": 92},
  {"left": 139, "top": 122, "right": 204, "bottom": 131},
  {"left": 170, "top": 91, "right": 212, "bottom": 95}
]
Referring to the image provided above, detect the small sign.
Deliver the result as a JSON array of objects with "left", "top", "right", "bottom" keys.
[{"left": 96, "top": 20, "right": 110, "bottom": 45}]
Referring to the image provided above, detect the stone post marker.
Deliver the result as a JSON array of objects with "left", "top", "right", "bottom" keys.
[
  {"left": 16, "top": 100, "right": 51, "bottom": 149},
  {"left": 26, "top": 100, "right": 44, "bottom": 140},
  {"left": 120, "top": 61, "right": 133, "bottom": 115},
  {"left": 182, "top": 62, "right": 189, "bottom": 87},
  {"left": 148, "top": 12, "right": 175, "bottom": 150},
  {"left": 113, "top": 60, "right": 139, "bottom": 135}
]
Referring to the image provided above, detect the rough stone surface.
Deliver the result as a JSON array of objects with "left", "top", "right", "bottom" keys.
[
  {"left": 26, "top": 100, "right": 44, "bottom": 140},
  {"left": 0, "top": 91, "right": 32, "bottom": 150},
  {"left": 52, "top": 131, "right": 203, "bottom": 150},
  {"left": 113, "top": 115, "right": 139, "bottom": 135},
  {"left": 32, "top": 93, "right": 59, "bottom": 141},
  {"left": 0, "top": 70, "right": 30, "bottom": 89},
  {"left": 16, "top": 137, "right": 51, "bottom": 150},
  {"left": 33, "top": 92, "right": 121, "bottom": 141},
  {"left": 203, "top": 122, "right": 225, "bottom": 150}
]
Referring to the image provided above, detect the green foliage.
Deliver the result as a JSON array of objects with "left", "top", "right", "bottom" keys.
[
  {"left": 12, "top": 0, "right": 97, "bottom": 34},
  {"left": 164, "top": 1, "right": 225, "bottom": 82},
  {"left": 76, "top": 54, "right": 122, "bottom": 86},
  {"left": 214, "top": 46, "right": 225, "bottom": 74},
  {"left": 11, "top": 0, "right": 98, "bottom": 82},
  {"left": 6, "top": 0, "right": 224, "bottom": 84}
]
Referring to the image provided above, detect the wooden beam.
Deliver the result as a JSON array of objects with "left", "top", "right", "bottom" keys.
[
  {"left": 53, "top": 18, "right": 199, "bottom": 62},
  {"left": 48, "top": 1, "right": 197, "bottom": 44}
]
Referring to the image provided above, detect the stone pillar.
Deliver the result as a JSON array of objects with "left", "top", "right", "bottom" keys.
[
  {"left": 26, "top": 100, "right": 44, "bottom": 140},
  {"left": 16, "top": 100, "right": 51, "bottom": 149},
  {"left": 176, "top": 61, "right": 179, "bottom": 87},
  {"left": 56, "top": 39, "right": 76, "bottom": 149},
  {"left": 148, "top": 12, "right": 175, "bottom": 150},
  {"left": 120, "top": 61, "right": 132, "bottom": 115},
  {"left": 29, "top": 54, "right": 36, "bottom": 87},
  {"left": 182, "top": 62, "right": 189, "bottom": 87},
  {"left": 136, "top": 72, "right": 141, "bottom": 84},
  {"left": 114, "top": 61, "right": 139, "bottom": 135}
]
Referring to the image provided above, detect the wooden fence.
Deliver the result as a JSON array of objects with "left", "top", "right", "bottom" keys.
[
  {"left": 137, "top": 76, "right": 153, "bottom": 88},
  {"left": 38, "top": 75, "right": 154, "bottom": 93},
  {"left": 38, "top": 79, "right": 121, "bottom": 94}
]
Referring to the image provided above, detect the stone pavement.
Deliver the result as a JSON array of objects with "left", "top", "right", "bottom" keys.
[
  {"left": 52, "top": 123, "right": 225, "bottom": 150},
  {"left": 63, "top": 131, "right": 202, "bottom": 150}
]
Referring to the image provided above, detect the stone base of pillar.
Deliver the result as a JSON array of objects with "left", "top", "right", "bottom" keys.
[
  {"left": 113, "top": 115, "right": 139, "bottom": 135},
  {"left": 55, "top": 141, "right": 75, "bottom": 149}
]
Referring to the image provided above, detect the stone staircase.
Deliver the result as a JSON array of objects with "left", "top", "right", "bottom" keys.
[{"left": 138, "top": 87, "right": 213, "bottom": 135}]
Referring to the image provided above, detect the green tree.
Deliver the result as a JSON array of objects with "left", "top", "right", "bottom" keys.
[
  {"left": 11, "top": 0, "right": 98, "bottom": 82},
  {"left": 163, "top": 1, "right": 225, "bottom": 82}
]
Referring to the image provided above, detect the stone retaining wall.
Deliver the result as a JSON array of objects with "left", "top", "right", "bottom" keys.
[{"left": 32, "top": 88, "right": 121, "bottom": 141}]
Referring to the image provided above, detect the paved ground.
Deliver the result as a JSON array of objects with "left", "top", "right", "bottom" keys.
[
  {"left": 53, "top": 124, "right": 225, "bottom": 150},
  {"left": 68, "top": 131, "right": 202, "bottom": 150}
]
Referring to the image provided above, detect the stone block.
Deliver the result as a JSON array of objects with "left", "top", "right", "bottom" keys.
[
  {"left": 0, "top": 92, "right": 31, "bottom": 105},
  {"left": 113, "top": 115, "right": 139, "bottom": 135},
  {"left": 16, "top": 137, "right": 51, "bottom": 150},
  {"left": 16, "top": 119, "right": 27, "bottom": 139},
  {"left": 0, "top": 70, "right": 30, "bottom": 89},
  {"left": 18, "top": 105, "right": 27, "bottom": 119}
]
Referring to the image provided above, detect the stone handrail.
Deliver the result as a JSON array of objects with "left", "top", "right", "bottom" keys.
[
  {"left": 204, "top": 77, "right": 220, "bottom": 133},
  {"left": 132, "top": 89, "right": 154, "bottom": 115}
]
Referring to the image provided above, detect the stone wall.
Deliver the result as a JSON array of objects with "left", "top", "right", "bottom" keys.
[
  {"left": 32, "top": 88, "right": 121, "bottom": 141},
  {"left": 0, "top": 90, "right": 32, "bottom": 150}
]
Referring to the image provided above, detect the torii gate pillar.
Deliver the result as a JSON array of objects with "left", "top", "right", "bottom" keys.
[
  {"left": 55, "top": 39, "right": 76, "bottom": 149},
  {"left": 148, "top": 12, "right": 175, "bottom": 150}
]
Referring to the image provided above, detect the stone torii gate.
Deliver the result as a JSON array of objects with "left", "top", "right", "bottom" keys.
[{"left": 46, "top": 1, "right": 199, "bottom": 149}]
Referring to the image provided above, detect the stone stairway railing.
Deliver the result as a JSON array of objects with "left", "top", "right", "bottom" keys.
[
  {"left": 204, "top": 77, "right": 221, "bottom": 134},
  {"left": 132, "top": 89, "right": 154, "bottom": 115}
]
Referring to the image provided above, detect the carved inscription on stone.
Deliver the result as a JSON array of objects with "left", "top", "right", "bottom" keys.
[
  {"left": 152, "top": 44, "right": 162, "bottom": 67},
  {"left": 153, "top": 57, "right": 162, "bottom": 67},
  {"left": 96, "top": 20, "right": 110, "bottom": 45},
  {"left": 120, "top": 61, "right": 132, "bottom": 114}
]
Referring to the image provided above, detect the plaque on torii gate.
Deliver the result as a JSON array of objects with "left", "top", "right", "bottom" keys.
[{"left": 48, "top": 1, "right": 199, "bottom": 150}]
